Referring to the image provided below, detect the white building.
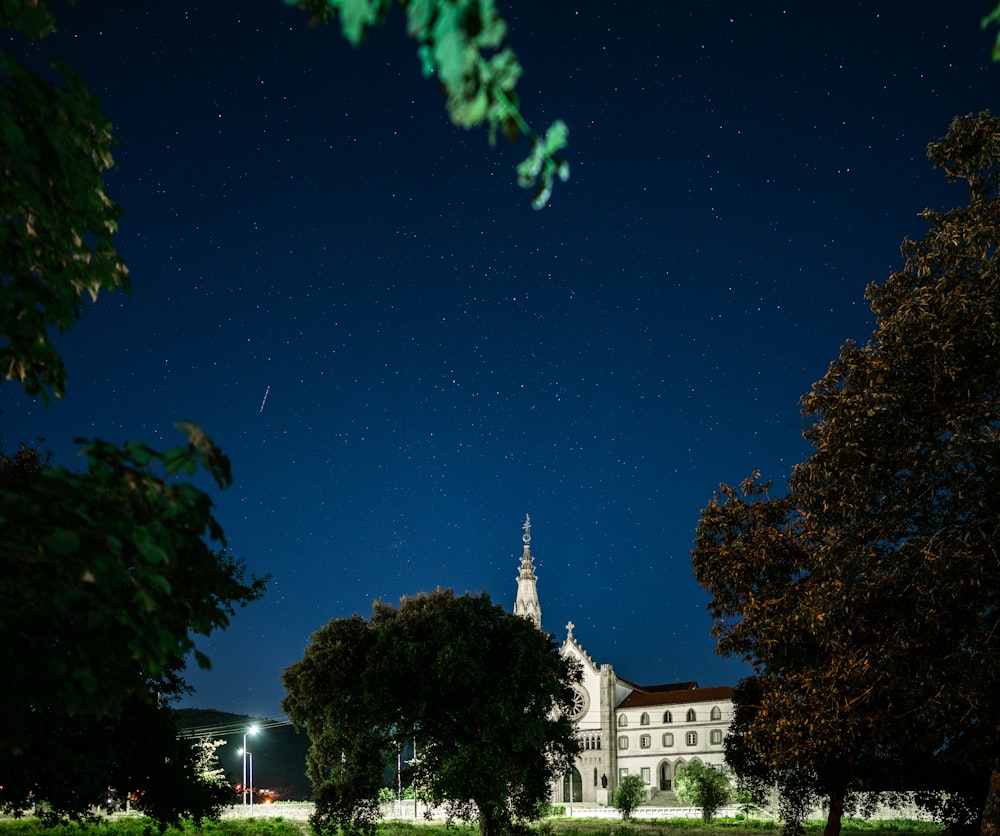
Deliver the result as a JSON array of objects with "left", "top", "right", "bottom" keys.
[{"left": 512, "top": 515, "right": 734, "bottom": 807}]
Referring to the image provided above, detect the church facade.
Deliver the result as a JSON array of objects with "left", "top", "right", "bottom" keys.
[{"left": 512, "top": 516, "right": 735, "bottom": 806}]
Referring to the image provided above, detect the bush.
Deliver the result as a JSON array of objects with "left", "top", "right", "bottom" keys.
[
  {"left": 613, "top": 775, "right": 647, "bottom": 821},
  {"left": 675, "top": 762, "right": 732, "bottom": 823}
]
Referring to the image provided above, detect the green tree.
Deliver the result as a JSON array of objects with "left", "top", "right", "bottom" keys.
[
  {"left": 284, "top": 0, "right": 569, "bottom": 208},
  {"left": 693, "top": 110, "right": 1000, "bottom": 836},
  {"left": 0, "top": 440, "right": 267, "bottom": 745},
  {"left": 0, "top": 695, "right": 233, "bottom": 825},
  {"left": 675, "top": 762, "right": 732, "bottom": 823},
  {"left": 281, "top": 589, "right": 581, "bottom": 836},
  {"left": 612, "top": 774, "right": 646, "bottom": 822},
  {"left": 0, "top": 0, "right": 129, "bottom": 401},
  {"left": 0, "top": 442, "right": 265, "bottom": 821}
]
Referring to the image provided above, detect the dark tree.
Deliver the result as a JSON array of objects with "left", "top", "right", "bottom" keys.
[
  {"left": 0, "top": 443, "right": 265, "bottom": 821},
  {"left": 0, "top": 441, "right": 266, "bottom": 746},
  {"left": 0, "top": 696, "right": 232, "bottom": 826},
  {"left": 693, "top": 111, "right": 1000, "bottom": 836},
  {"left": 282, "top": 589, "right": 581, "bottom": 836}
]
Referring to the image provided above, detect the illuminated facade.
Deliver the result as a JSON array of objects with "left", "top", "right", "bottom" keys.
[{"left": 512, "top": 516, "right": 734, "bottom": 806}]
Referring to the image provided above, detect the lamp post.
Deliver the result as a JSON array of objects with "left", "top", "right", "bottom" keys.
[
  {"left": 241, "top": 725, "right": 259, "bottom": 806},
  {"left": 248, "top": 752, "right": 254, "bottom": 808}
]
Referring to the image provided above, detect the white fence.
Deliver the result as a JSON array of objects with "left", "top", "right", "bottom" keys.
[{"left": 560, "top": 806, "right": 741, "bottom": 819}]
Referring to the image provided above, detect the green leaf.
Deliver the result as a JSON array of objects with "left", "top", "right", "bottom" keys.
[{"left": 43, "top": 528, "right": 81, "bottom": 555}]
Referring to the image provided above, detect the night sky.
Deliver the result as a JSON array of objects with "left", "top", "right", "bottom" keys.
[{"left": 3, "top": 2, "right": 996, "bottom": 720}]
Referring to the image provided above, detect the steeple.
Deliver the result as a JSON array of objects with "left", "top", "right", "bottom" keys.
[{"left": 513, "top": 514, "right": 542, "bottom": 629}]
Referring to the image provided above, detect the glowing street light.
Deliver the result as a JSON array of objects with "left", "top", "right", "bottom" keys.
[{"left": 240, "top": 725, "right": 258, "bottom": 806}]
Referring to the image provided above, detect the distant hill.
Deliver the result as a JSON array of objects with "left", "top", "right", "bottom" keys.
[{"left": 174, "top": 708, "right": 312, "bottom": 801}]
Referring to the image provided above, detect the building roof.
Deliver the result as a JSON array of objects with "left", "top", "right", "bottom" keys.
[
  {"left": 629, "top": 681, "right": 700, "bottom": 693},
  {"left": 616, "top": 684, "right": 734, "bottom": 709}
]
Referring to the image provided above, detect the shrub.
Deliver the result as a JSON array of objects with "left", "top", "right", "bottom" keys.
[{"left": 613, "top": 775, "right": 647, "bottom": 821}]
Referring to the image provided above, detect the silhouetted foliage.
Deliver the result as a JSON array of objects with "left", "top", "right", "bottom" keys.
[
  {"left": 693, "top": 111, "right": 1000, "bottom": 836},
  {"left": 282, "top": 589, "right": 581, "bottom": 836}
]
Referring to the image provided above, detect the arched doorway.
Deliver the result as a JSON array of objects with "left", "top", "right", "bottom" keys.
[
  {"left": 562, "top": 767, "right": 583, "bottom": 803},
  {"left": 659, "top": 761, "right": 672, "bottom": 791}
]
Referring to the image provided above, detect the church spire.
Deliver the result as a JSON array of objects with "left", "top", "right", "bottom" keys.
[{"left": 513, "top": 514, "right": 542, "bottom": 629}]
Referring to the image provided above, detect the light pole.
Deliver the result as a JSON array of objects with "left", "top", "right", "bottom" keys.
[
  {"left": 241, "top": 725, "right": 258, "bottom": 806},
  {"left": 248, "top": 752, "right": 254, "bottom": 808}
]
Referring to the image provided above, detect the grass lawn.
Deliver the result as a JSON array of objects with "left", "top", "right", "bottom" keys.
[{"left": 0, "top": 816, "right": 942, "bottom": 836}]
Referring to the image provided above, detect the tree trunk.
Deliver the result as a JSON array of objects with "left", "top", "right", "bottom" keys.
[
  {"left": 823, "top": 793, "right": 844, "bottom": 836},
  {"left": 981, "top": 768, "right": 1000, "bottom": 836},
  {"left": 479, "top": 805, "right": 498, "bottom": 836}
]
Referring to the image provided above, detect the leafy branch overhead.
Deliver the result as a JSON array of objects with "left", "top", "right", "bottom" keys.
[
  {"left": 983, "top": 3, "right": 1000, "bottom": 61},
  {"left": 0, "top": 39, "right": 129, "bottom": 402},
  {"left": 285, "top": 0, "right": 569, "bottom": 208}
]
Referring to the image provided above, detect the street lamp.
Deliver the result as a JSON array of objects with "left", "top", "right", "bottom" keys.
[{"left": 240, "top": 725, "right": 258, "bottom": 806}]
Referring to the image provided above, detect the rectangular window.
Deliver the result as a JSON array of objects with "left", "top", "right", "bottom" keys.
[
  {"left": 662, "top": 732, "right": 674, "bottom": 747},
  {"left": 686, "top": 731, "right": 697, "bottom": 746},
  {"left": 618, "top": 735, "right": 629, "bottom": 750},
  {"left": 640, "top": 734, "right": 651, "bottom": 749},
  {"left": 710, "top": 729, "right": 723, "bottom": 745},
  {"left": 641, "top": 767, "right": 651, "bottom": 784},
  {"left": 619, "top": 768, "right": 628, "bottom": 781}
]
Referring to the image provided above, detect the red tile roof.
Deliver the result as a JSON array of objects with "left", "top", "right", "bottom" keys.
[{"left": 617, "top": 684, "right": 734, "bottom": 708}]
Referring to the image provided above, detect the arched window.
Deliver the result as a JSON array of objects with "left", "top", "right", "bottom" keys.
[
  {"left": 686, "top": 708, "right": 697, "bottom": 722},
  {"left": 710, "top": 705, "right": 722, "bottom": 721},
  {"left": 584, "top": 737, "right": 590, "bottom": 750},
  {"left": 597, "top": 736, "right": 601, "bottom": 750},
  {"left": 663, "top": 710, "right": 673, "bottom": 723},
  {"left": 618, "top": 714, "right": 628, "bottom": 727},
  {"left": 640, "top": 712, "right": 650, "bottom": 725}
]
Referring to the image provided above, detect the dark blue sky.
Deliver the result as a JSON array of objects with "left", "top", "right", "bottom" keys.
[{"left": 4, "top": 2, "right": 996, "bottom": 718}]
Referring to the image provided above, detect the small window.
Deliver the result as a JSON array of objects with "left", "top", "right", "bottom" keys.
[
  {"left": 594, "top": 768, "right": 598, "bottom": 787},
  {"left": 710, "top": 729, "right": 723, "bottom": 745},
  {"left": 686, "top": 709, "right": 697, "bottom": 722},
  {"left": 618, "top": 714, "right": 628, "bottom": 727},
  {"left": 597, "top": 736, "right": 601, "bottom": 750},
  {"left": 618, "top": 735, "right": 629, "bottom": 750},
  {"left": 640, "top": 734, "right": 651, "bottom": 749},
  {"left": 686, "top": 731, "right": 698, "bottom": 746},
  {"left": 662, "top": 732, "right": 674, "bottom": 747},
  {"left": 710, "top": 706, "right": 722, "bottom": 721},
  {"left": 640, "top": 712, "right": 650, "bottom": 726},
  {"left": 619, "top": 768, "right": 629, "bottom": 781},
  {"left": 641, "top": 767, "right": 651, "bottom": 784},
  {"left": 663, "top": 710, "right": 673, "bottom": 723}
]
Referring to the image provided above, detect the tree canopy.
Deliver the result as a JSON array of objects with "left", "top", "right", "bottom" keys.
[
  {"left": 284, "top": 0, "right": 569, "bottom": 209},
  {"left": 281, "top": 589, "right": 581, "bottom": 836},
  {"left": 692, "top": 110, "right": 1000, "bottom": 836},
  {"left": 0, "top": 0, "right": 128, "bottom": 401}
]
